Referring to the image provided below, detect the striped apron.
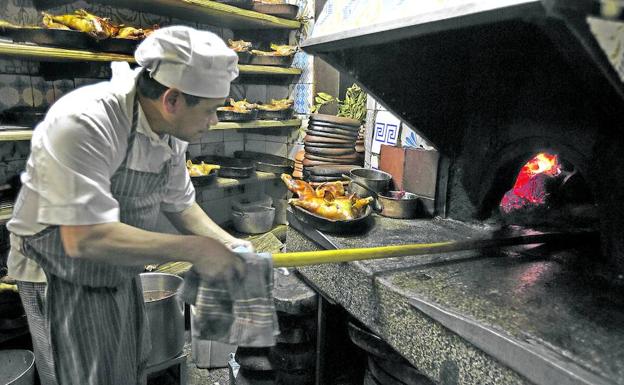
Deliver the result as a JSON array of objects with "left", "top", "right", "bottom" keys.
[{"left": 17, "top": 94, "right": 172, "bottom": 385}]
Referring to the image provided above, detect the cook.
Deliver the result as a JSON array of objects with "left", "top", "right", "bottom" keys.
[{"left": 6, "top": 26, "right": 252, "bottom": 385}]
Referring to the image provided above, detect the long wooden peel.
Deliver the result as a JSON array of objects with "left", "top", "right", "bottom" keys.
[{"left": 271, "top": 230, "right": 597, "bottom": 268}]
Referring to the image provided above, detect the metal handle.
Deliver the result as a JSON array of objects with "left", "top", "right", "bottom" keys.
[{"left": 342, "top": 174, "right": 383, "bottom": 212}]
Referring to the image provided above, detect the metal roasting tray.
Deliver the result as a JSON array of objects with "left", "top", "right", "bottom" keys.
[
  {"left": 234, "top": 150, "right": 293, "bottom": 174},
  {"left": 0, "top": 27, "right": 139, "bottom": 54},
  {"left": 193, "top": 155, "right": 256, "bottom": 179},
  {"left": 289, "top": 205, "right": 373, "bottom": 234}
]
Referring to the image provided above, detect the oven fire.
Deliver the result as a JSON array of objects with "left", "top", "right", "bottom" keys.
[{"left": 500, "top": 152, "right": 561, "bottom": 213}]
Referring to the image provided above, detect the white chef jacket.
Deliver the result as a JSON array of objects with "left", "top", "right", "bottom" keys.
[{"left": 7, "top": 63, "right": 196, "bottom": 282}]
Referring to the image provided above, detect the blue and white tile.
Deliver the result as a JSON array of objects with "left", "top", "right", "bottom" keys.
[
  {"left": 0, "top": 74, "right": 33, "bottom": 110},
  {"left": 291, "top": 83, "right": 312, "bottom": 114}
]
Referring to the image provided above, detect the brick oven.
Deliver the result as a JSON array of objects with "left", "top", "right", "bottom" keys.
[
  {"left": 303, "top": 0, "right": 624, "bottom": 279},
  {"left": 285, "top": 1, "right": 624, "bottom": 384}
]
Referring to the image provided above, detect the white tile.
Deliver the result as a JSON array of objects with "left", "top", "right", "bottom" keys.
[
  {"left": 187, "top": 143, "right": 202, "bottom": 158},
  {"left": 244, "top": 85, "right": 267, "bottom": 104},
  {"left": 263, "top": 134, "right": 288, "bottom": 143},
  {"left": 223, "top": 130, "right": 244, "bottom": 142},
  {"left": 266, "top": 85, "right": 289, "bottom": 101},
  {"left": 245, "top": 140, "right": 266, "bottom": 153},
  {"left": 246, "top": 133, "right": 266, "bottom": 141},
  {"left": 224, "top": 140, "right": 244, "bottom": 156},
  {"left": 201, "top": 143, "right": 225, "bottom": 156},
  {"left": 265, "top": 142, "right": 288, "bottom": 157},
  {"left": 201, "top": 130, "right": 224, "bottom": 143}
]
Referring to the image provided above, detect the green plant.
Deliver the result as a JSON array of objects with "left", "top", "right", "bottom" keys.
[{"left": 310, "top": 83, "right": 367, "bottom": 123}]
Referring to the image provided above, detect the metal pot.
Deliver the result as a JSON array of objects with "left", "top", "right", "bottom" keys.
[
  {"left": 0, "top": 349, "right": 35, "bottom": 385},
  {"left": 140, "top": 273, "right": 185, "bottom": 366},
  {"left": 348, "top": 168, "right": 392, "bottom": 198},
  {"left": 343, "top": 175, "right": 423, "bottom": 219},
  {"left": 377, "top": 191, "right": 422, "bottom": 219},
  {"left": 231, "top": 206, "right": 276, "bottom": 234}
]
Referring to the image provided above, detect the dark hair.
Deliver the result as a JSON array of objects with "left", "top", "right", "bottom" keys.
[{"left": 136, "top": 69, "right": 202, "bottom": 106}]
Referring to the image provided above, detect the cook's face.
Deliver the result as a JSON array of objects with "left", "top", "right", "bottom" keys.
[{"left": 172, "top": 97, "right": 224, "bottom": 142}]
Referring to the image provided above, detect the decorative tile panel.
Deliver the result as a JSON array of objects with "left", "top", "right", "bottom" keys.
[
  {"left": 292, "top": 83, "right": 312, "bottom": 114},
  {"left": 29, "top": 76, "right": 55, "bottom": 108},
  {"left": 0, "top": 74, "right": 34, "bottom": 110},
  {"left": 53, "top": 79, "right": 75, "bottom": 101}
]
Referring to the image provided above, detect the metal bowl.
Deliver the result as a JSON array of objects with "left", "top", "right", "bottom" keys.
[
  {"left": 348, "top": 168, "right": 392, "bottom": 197},
  {"left": 0, "top": 350, "right": 35, "bottom": 385}
]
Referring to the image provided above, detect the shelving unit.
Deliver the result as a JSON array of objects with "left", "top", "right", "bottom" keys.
[
  {"left": 210, "top": 118, "right": 301, "bottom": 130},
  {"left": 0, "top": 119, "right": 301, "bottom": 141},
  {"left": 86, "top": 0, "right": 301, "bottom": 30},
  {"left": 0, "top": 130, "right": 33, "bottom": 141},
  {"left": 0, "top": 42, "right": 302, "bottom": 77}
]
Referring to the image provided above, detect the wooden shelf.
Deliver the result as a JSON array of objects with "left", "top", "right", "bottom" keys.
[
  {"left": 0, "top": 130, "right": 33, "bottom": 141},
  {"left": 0, "top": 43, "right": 302, "bottom": 77},
  {"left": 0, "top": 207, "right": 13, "bottom": 223},
  {"left": 0, "top": 41, "right": 136, "bottom": 62},
  {"left": 87, "top": 0, "right": 301, "bottom": 30},
  {"left": 200, "top": 171, "right": 279, "bottom": 190},
  {"left": 212, "top": 118, "right": 301, "bottom": 130},
  {"left": 0, "top": 120, "right": 300, "bottom": 141}
]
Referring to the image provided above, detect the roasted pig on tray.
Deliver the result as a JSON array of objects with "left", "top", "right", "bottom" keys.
[
  {"left": 42, "top": 9, "right": 117, "bottom": 39},
  {"left": 228, "top": 39, "right": 252, "bottom": 52},
  {"left": 282, "top": 174, "right": 373, "bottom": 221},
  {"left": 217, "top": 98, "right": 257, "bottom": 113},
  {"left": 256, "top": 98, "right": 293, "bottom": 111}
]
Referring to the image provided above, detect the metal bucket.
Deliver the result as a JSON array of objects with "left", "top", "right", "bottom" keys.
[
  {"left": 140, "top": 273, "right": 185, "bottom": 366},
  {"left": 348, "top": 168, "right": 392, "bottom": 198},
  {"left": 0, "top": 350, "right": 35, "bottom": 385},
  {"left": 377, "top": 191, "right": 422, "bottom": 219}
]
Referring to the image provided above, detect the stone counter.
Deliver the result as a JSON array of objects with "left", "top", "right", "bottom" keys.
[{"left": 286, "top": 213, "right": 624, "bottom": 385}]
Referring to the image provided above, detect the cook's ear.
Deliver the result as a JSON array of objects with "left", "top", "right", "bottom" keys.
[{"left": 162, "top": 88, "right": 183, "bottom": 114}]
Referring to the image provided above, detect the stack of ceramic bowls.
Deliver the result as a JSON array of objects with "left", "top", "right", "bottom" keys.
[
  {"left": 303, "top": 114, "right": 362, "bottom": 181},
  {"left": 293, "top": 149, "right": 305, "bottom": 179},
  {"left": 355, "top": 126, "right": 365, "bottom": 165}
]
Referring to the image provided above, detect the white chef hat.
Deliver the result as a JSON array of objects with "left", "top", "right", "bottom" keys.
[{"left": 135, "top": 26, "right": 239, "bottom": 98}]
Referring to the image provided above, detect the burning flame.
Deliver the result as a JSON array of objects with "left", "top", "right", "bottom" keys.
[{"left": 501, "top": 153, "right": 560, "bottom": 213}]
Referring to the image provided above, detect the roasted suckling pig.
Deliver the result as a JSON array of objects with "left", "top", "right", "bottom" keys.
[
  {"left": 186, "top": 160, "right": 220, "bottom": 177},
  {"left": 251, "top": 43, "right": 297, "bottom": 57},
  {"left": 41, "top": 10, "right": 157, "bottom": 40},
  {"left": 282, "top": 174, "right": 373, "bottom": 221},
  {"left": 217, "top": 98, "right": 257, "bottom": 114},
  {"left": 228, "top": 39, "right": 252, "bottom": 52},
  {"left": 42, "top": 9, "right": 116, "bottom": 39},
  {"left": 256, "top": 98, "right": 293, "bottom": 111}
]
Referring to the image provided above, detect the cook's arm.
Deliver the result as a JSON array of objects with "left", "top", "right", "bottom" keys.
[
  {"left": 59, "top": 222, "right": 244, "bottom": 279},
  {"left": 164, "top": 202, "right": 254, "bottom": 251}
]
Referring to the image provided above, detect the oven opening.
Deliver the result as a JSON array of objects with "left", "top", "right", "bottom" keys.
[{"left": 498, "top": 152, "right": 597, "bottom": 228}]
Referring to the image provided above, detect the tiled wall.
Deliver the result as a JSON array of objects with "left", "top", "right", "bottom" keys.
[{"left": 0, "top": 0, "right": 314, "bottom": 226}]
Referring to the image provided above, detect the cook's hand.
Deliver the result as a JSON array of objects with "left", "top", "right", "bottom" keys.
[
  {"left": 193, "top": 243, "right": 246, "bottom": 281},
  {"left": 224, "top": 238, "right": 255, "bottom": 253}
]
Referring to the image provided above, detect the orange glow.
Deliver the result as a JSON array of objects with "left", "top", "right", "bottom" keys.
[{"left": 501, "top": 153, "right": 560, "bottom": 212}]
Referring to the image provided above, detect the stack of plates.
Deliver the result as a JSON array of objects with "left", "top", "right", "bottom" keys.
[
  {"left": 303, "top": 114, "right": 362, "bottom": 181},
  {"left": 355, "top": 126, "right": 365, "bottom": 165},
  {"left": 293, "top": 149, "right": 305, "bottom": 179}
]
